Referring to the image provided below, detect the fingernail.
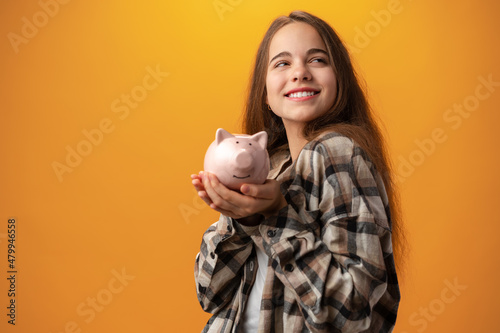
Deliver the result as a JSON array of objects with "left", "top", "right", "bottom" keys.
[{"left": 241, "top": 185, "right": 249, "bottom": 194}]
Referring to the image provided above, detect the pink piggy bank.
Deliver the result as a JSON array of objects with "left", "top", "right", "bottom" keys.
[{"left": 204, "top": 128, "right": 270, "bottom": 191}]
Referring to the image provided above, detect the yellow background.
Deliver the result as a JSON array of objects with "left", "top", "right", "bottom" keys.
[{"left": 1, "top": 0, "right": 499, "bottom": 332}]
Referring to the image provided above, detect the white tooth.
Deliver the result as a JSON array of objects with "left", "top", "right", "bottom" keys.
[{"left": 289, "top": 91, "right": 316, "bottom": 98}]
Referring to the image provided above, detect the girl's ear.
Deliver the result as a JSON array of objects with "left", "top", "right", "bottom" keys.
[
  {"left": 251, "top": 131, "right": 268, "bottom": 149},
  {"left": 215, "top": 128, "right": 233, "bottom": 145}
]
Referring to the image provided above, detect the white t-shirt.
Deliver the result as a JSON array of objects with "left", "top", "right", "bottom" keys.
[{"left": 238, "top": 246, "right": 269, "bottom": 332}]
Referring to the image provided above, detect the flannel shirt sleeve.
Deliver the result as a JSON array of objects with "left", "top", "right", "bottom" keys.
[
  {"left": 260, "top": 134, "right": 398, "bottom": 332},
  {"left": 194, "top": 213, "right": 258, "bottom": 314}
]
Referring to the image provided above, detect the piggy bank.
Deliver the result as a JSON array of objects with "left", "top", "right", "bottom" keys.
[{"left": 204, "top": 128, "right": 270, "bottom": 191}]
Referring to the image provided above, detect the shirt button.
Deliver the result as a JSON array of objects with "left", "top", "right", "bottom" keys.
[
  {"left": 227, "top": 224, "right": 233, "bottom": 232},
  {"left": 284, "top": 264, "right": 294, "bottom": 272},
  {"left": 210, "top": 252, "right": 215, "bottom": 259},
  {"left": 249, "top": 261, "right": 254, "bottom": 271},
  {"left": 267, "top": 229, "right": 276, "bottom": 238}
]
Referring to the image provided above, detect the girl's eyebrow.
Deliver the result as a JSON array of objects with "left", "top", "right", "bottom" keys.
[{"left": 269, "top": 48, "right": 328, "bottom": 65}]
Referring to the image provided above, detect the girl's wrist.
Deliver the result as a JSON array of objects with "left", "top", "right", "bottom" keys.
[{"left": 263, "top": 195, "right": 287, "bottom": 218}]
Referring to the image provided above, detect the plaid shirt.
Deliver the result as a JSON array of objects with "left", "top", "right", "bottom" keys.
[{"left": 194, "top": 132, "right": 400, "bottom": 332}]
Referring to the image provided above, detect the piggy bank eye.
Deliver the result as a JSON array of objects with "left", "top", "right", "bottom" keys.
[
  {"left": 236, "top": 141, "right": 239, "bottom": 144},
  {"left": 248, "top": 143, "right": 252, "bottom": 146}
]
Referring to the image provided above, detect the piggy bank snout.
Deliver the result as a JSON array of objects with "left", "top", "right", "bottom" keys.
[{"left": 233, "top": 150, "right": 253, "bottom": 171}]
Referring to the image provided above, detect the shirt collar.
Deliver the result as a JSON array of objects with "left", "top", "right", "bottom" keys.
[{"left": 268, "top": 149, "right": 292, "bottom": 180}]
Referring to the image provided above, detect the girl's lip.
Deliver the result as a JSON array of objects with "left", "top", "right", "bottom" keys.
[
  {"left": 284, "top": 87, "right": 319, "bottom": 96},
  {"left": 286, "top": 93, "right": 319, "bottom": 102}
]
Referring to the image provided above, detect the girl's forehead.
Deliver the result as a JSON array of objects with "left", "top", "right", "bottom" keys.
[{"left": 268, "top": 22, "right": 326, "bottom": 55}]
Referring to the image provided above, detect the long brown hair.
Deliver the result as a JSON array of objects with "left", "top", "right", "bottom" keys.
[{"left": 242, "top": 10, "right": 407, "bottom": 274}]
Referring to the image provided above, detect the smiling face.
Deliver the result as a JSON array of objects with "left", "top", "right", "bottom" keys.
[{"left": 266, "top": 22, "right": 337, "bottom": 135}]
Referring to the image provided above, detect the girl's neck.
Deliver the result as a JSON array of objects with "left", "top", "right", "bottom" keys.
[{"left": 284, "top": 125, "right": 309, "bottom": 162}]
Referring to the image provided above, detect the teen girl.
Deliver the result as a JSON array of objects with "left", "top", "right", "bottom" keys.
[{"left": 192, "top": 10, "right": 403, "bottom": 333}]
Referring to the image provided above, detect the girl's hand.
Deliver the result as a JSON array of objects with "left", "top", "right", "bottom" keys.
[
  {"left": 190, "top": 171, "right": 287, "bottom": 220},
  {"left": 191, "top": 171, "right": 214, "bottom": 208}
]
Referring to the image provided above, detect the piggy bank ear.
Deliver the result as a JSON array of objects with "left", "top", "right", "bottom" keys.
[
  {"left": 251, "top": 131, "right": 268, "bottom": 149},
  {"left": 215, "top": 128, "right": 234, "bottom": 145}
]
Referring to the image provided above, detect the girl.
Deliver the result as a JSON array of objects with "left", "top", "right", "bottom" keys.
[{"left": 192, "top": 10, "right": 403, "bottom": 333}]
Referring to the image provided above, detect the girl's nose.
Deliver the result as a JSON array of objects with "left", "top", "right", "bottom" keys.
[{"left": 292, "top": 63, "right": 312, "bottom": 82}]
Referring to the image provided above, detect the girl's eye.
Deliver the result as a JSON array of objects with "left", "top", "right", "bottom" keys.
[
  {"left": 311, "top": 58, "right": 326, "bottom": 64},
  {"left": 275, "top": 61, "right": 289, "bottom": 68}
]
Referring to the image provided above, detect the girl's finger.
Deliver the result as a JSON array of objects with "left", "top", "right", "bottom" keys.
[
  {"left": 204, "top": 173, "right": 242, "bottom": 213},
  {"left": 240, "top": 180, "right": 278, "bottom": 199},
  {"left": 197, "top": 190, "right": 213, "bottom": 207},
  {"left": 209, "top": 203, "right": 240, "bottom": 219},
  {"left": 192, "top": 178, "right": 205, "bottom": 192}
]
